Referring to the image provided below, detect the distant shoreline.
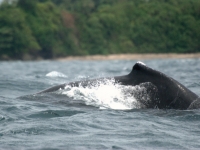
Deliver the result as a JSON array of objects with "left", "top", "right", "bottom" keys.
[{"left": 57, "top": 53, "right": 200, "bottom": 61}]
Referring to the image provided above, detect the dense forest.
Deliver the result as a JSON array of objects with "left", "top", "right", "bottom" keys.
[{"left": 0, "top": 0, "right": 200, "bottom": 60}]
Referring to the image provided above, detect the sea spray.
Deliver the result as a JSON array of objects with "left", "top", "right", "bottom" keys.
[{"left": 60, "top": 79, "right": 144, "bottom": 110}]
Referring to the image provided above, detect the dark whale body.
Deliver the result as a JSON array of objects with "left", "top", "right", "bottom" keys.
[{"left": 38, "top": 62, "right": 200, "bottom": 110}]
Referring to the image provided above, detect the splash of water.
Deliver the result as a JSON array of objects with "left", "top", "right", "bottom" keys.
[
  {"left": 46, "top": 71, "right": 67, "bottom": 78},
  {"left": 60, "top": 79, "right": 147, "bottom": 110}
]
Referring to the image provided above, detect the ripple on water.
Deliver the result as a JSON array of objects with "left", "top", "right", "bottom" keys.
[{"left": 27, "top": 109, "right": 85, "bottom": 119}]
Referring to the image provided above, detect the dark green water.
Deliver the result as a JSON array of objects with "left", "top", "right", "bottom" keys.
[{"left": 0, "top": 59, "right": 200, "bottom": 149}]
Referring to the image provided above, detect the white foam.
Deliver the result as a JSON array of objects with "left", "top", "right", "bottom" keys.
[
  {"left": 46, "top": 71, "right": 67, "bottom": 78},
  {"left": 61, "top": 79, "right": 142, "bottom": 110}
]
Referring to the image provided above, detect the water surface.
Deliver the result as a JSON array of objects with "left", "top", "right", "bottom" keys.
[{"left": 0, "top": 59, "right": 200, "bottom": 149}]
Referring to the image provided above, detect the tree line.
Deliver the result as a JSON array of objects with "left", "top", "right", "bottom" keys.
[{"left": 0, "top": 0, "right": 199, "bottom": 60}]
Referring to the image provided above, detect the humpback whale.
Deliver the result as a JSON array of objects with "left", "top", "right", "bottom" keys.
[{"left": 38, "top": 62, "right": 200, "bottom": 110}]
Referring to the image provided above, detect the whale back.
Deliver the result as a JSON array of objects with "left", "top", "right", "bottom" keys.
[
  {"left": 37, "top": 62, "right": 199, "bottom": 109},
  {"left": 118, "top": 62, "right": 199, "bottom": 109}
]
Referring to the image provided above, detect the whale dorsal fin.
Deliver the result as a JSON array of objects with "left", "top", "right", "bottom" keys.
[
  {"left": 129, "top": 61, "right": 149, "bottom": 75},
  {"left": 132, "top": 61, "right": 147, "bottom": 71},
  {"left": 129, "top": 61, "right": 161, "bottom": 77}
]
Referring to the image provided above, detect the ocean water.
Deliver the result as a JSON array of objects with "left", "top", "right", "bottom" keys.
[{"left": 0, "top": 59, "right": 200, "bottom": 150}]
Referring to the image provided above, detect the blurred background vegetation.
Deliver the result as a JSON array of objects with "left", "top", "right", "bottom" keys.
[{"left": 0, "top": 0, "right": 199, "bottom": 60}]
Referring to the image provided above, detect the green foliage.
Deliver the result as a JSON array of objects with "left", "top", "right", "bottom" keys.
[
  {"left": 0, "top": 0, "right": 199, "bottom": 59},
  {"left": 0, "top": 3, "right": 40, "bottom": 59},
  {"left": 128, "top": 0, "right": 200, "bottom": 53}
]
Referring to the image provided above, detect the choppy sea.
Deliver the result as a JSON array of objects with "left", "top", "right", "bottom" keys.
[{"left": 0, "top": 58, "right": 200, "bottom": 150}]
